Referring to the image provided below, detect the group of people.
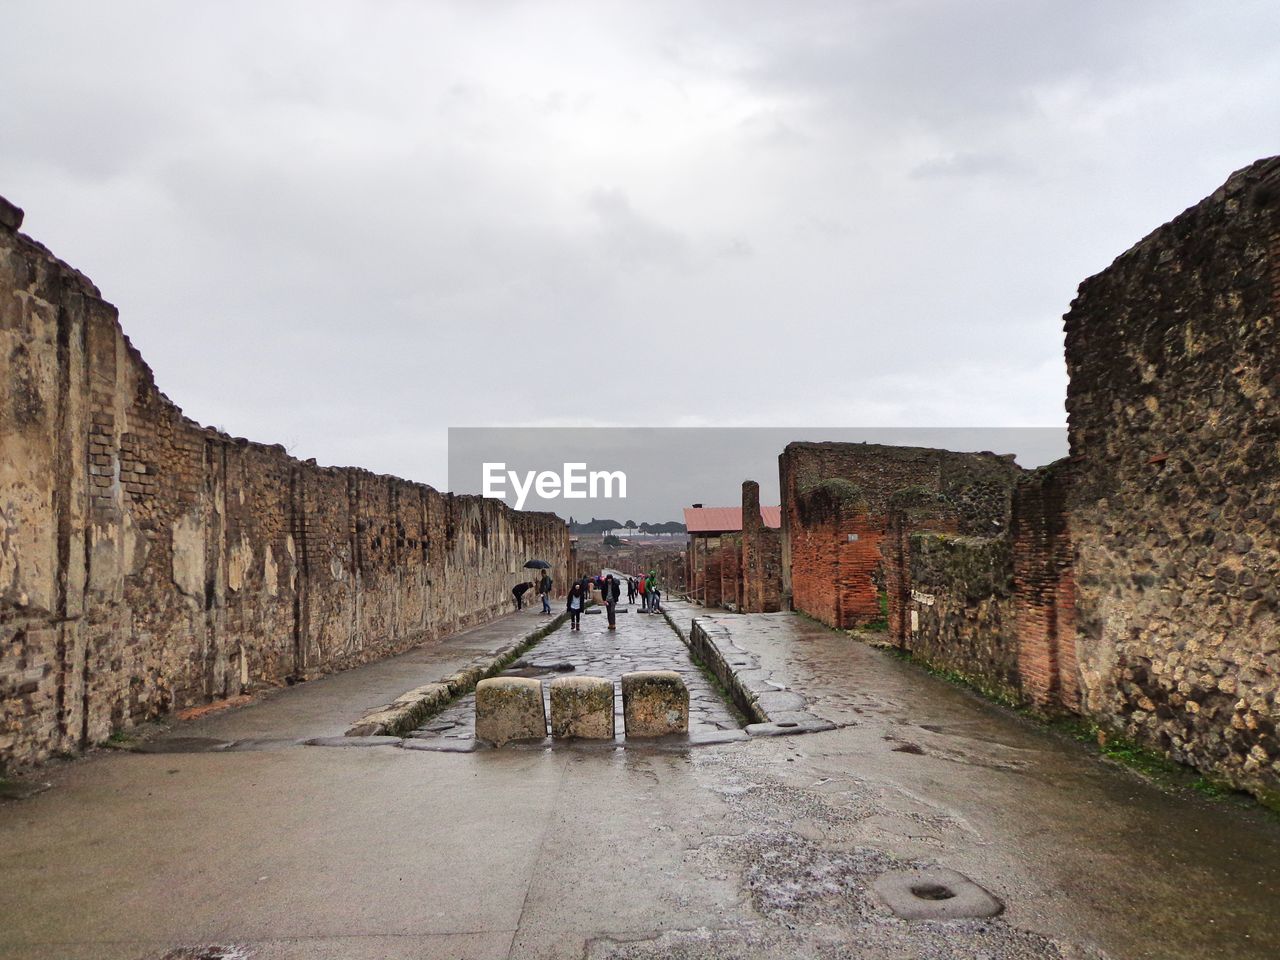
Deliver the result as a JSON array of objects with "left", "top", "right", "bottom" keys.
[{"left": 526, "top": 570, "right": 662, "bottom": 633}]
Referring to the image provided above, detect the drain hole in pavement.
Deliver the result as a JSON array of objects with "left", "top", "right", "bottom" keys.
[
  {"left": 911, "top": 883, "right": 956, "bottom": 901},
  {"left": 776, "top": 721, "right": 799, "bottom": 728}
]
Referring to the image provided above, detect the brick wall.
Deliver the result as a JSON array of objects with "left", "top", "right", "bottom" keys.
[
  {"left": 781, "top": 443, "right": 1019, "bottom": 628},
  {"left": 718, "top": 533, "right": 742, "bottom": 609},
  {"left": 1011, "top": 466, "right": 1079, "bottom": 712},
  {"left": 0, "top": 209, "right": 569, "bottom": 769}
]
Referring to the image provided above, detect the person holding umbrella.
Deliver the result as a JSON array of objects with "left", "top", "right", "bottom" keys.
[{"left": 523, "top": 559, "right": 553, "bottom": 615}]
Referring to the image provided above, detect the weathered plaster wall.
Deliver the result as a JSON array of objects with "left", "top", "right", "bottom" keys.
[
  {"left": 1062, "top": 157, "right": 1280, "bottom": 797},
  {"left": 0, "top": 204, "right": 569, "bottom": 769}
]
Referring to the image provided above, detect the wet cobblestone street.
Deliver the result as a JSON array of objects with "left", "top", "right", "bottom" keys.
[{"left": 407, "top": 600, "right": 740, "bottom": 744}]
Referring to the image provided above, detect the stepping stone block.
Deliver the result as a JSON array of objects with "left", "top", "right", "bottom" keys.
[
  {"left": 550, "top": 676, "right": 615, "bottom": 740},
  {"left": 621, "top": 671, "right": 689, "bottom": 738},
  {"left": 475, "top": 677, "right": 546, "bottom": 746}
]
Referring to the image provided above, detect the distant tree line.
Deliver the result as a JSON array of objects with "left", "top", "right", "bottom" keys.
[{"left": 567, "top": 518, "right": 687, "bottom": 535}]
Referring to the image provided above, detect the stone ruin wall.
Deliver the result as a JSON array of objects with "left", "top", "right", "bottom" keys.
[
  {"left": 685, "top": 481, "right": 783, "bottom": 614},
  {"left": 780, "top": 442, "right": 1021, "bottom": 629},
  {"left": 740, "top": 480, "right": 783, "bottom": 613},
  {"left": 1061, "top": 157, "right": 1280, "bottom": 797},
  {"left": 0, "top": 205, "right": 569, "bottom": 770},
  {"left": 840, "top": 158, "right": 1280, "bottom": 799},
  {"left": 905, "top": 532, "right": 1019, "bottom": 700}
]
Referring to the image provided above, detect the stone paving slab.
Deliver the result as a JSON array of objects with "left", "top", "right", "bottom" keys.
[
  {"left": 405, "top": 601, "right": 740, "bottom": 745},
  {"left": 663, "top": 601, "right": 837, "bottom": 738}
]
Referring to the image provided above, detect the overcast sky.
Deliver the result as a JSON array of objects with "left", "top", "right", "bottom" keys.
[{"left": 3, "top": 1, "right": 1277, "bottom": 490}]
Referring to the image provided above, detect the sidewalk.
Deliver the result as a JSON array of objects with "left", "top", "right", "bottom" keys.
[{"left": 164, "top": 608, "right": 566, "bottom": 743}]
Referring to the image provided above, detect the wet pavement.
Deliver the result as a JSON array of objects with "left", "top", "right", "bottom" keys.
[
  {"left": 2, "top": 605, "right": 1279, "bottom": 959},
  {"left": 407, "top": 600, "right": 740, "bottom": 745}
]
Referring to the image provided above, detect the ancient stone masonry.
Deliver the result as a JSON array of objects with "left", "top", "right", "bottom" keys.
[
  {"left": 780, "top": 442, "right": 1020, "bottom": 629},
  {"left": 0, "top": 202, "right": 569, "bottom": 769},
  {"left": 1059, "top": 157, "right": 1280, "bottom": 798},
  {"left": 802, "top": 158, "right": 1280, "bottom": 801},
  {"left": 740, "top": 480, "right": 783, "bottom": 613}
]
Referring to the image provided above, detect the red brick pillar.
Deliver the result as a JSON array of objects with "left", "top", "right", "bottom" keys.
[{"left": 1012, "top": 469, "right": 1079, "bottom": 711}]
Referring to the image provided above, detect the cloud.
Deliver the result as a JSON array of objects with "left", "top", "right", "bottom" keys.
[{"left": 1, "top": 0, "right": 1277, "bottom": 495}]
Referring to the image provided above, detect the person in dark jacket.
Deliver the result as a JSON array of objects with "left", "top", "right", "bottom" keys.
[
  {"left": 603, "top": 574, "right": 621, "bottom": 630},
  {"left": 539, "top": 572, "right": 553, "bottom": 614},
  {"left": 626, "top": 576, "right": 637, "bottom": 605},
  {"left": 512, "top": 581, "right": 533, "bottom": 611},
  {"left": 566, "top": 582, "right": 585, "bottom": 630}
]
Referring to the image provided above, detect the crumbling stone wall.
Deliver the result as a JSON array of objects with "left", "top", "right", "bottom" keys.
[
  {"left": 906, "top": 533, "right": 1019, "bottom": 700},
  {"left": 883, "top": 489, "right": 963, "bottom": 644},
  {"left": 1062, "top": 157, "right": 1280, "bottom": 797},
  {"left": 780, "top": 442, "right": 1020, "bottom": 628},
  {"left": 741, "top": 480, "right": 782, "bottom": 613},
  {"left": 0, "top": 203, "right": 569, "bottom": 769}
]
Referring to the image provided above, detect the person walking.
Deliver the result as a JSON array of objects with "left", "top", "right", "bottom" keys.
[
  {"left": 626, "top": 576, "right": 637, "bottom": 605},
  {"left": 539, "top": 571, "right": 553, "bottom": 614},
  {"left": 644, "top": 570, "right": 657, "bottom": 612},
  {"left": 512, "top": 580, "right": 532, "bottom": 611},
  {"left": 636, "top": 572, "right": 647, "bottom": 612},
  {"left": 566, "top": 582, "right": 585, "bottom": 631},
  {"left": 604, "top": 573, "right": 620, "bottom": 630}
]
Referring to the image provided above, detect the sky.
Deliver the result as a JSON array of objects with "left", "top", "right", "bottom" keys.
[{"left": 3, "top": 1, "right": 1278, "bottom": 493}]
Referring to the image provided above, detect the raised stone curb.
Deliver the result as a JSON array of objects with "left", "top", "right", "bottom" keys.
[
  {"left": 683, "top": 613, "right": 836, "bottom": 739},
  {"left": 475, "top": 677, "right": 547, "bottom": 746},
  {"left": 685, "top": 618, "right": 769, "bottom": 724},
  {"left": 345, "top": 609, "right": 574, "bottom": 737},
  {"left": 621, "top": 671, "right": 689, "bottom": 738},
  {"left": 304, "top": 735, "right": 404, "bottom": 748},
  {"left": 550, "top": 676, "right": 615, "bottom": 740}
]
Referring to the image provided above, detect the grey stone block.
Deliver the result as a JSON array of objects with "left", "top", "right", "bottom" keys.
[
  {"left": 475, "top": 677, "right": 547, "bottom": 745},
  {"left": 621, "top": 670, "right": 689, "bottom": 738},
  {"left": 550, "top": 676, "right": 615, "bottom": 740}
]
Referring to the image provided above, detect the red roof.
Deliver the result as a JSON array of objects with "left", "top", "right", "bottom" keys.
[{"left": 683, "top": 505, "right": 781, "bottom": 534}]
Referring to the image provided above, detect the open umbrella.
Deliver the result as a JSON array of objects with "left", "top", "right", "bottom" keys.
[{"left": 523, "top": 559, "right": 551, "bottom": 569}]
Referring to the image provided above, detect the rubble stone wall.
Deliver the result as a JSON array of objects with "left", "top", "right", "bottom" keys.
[
  {"left": 1062, "top": 157, "right": 1280, "bottom": 796},
  {"left": 905, "top": 533, "right": 1019, "bottom": 700},
  {"left": 0, "top": 209, "right": 569, "bottom": 769}
]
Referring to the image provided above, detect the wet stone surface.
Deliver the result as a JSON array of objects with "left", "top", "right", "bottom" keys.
[{"left": 406, "top": 602, "right": 739, "bottom": 745}]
